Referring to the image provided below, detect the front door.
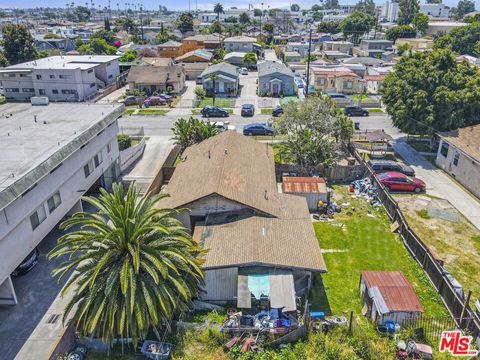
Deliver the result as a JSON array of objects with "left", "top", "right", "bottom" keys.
[{"left": 272, "top": 83, "right": 280, "bottom": 96}]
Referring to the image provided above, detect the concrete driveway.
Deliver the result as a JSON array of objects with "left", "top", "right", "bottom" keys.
[{"left": 235, "top": 71, "right": 280, "bottom": 112}]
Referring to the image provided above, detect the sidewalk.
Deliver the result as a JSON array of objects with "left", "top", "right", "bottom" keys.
[
  {"left": 95, "top": 86, "right": 126, "bottom": 103},
  {"left": 393, "top": 138, "right": 480, "bottom": 230}
]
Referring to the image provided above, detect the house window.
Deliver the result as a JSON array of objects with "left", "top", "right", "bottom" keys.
[
  {"left": 108, "top": 74, "right": 113, "bottom": 79},
  {"left": 5, "top": 88, "right": 19, "bottom": 92},
  {"left": 52, "top": 89, "right": 59, "bottom": 94},
  {"left": 36, "top": 74, "right": 42, "bottom": 80},
  {"left": 453, "top": 152, "right": 460, "bottom": 166},
  {"left": 84, "top": 159, "right": 95, "bottom": 177},
  {"left": 90, "top": 83, "right": 95, "bottom": 88},
  {"left": 30, "top": 204, "right": 47, "bottom": 230},
  {"left": 8, "top": 73, "right": 16, "bottom": 77},
  {"left": 47, "top": 192, "right": 62, "bottom": 213},
  {"left": 59, "top": 74, "right": 73, "bottom": 79},
  {"left": 22, "top": 88, "right": 34, "bottom": 92},
  {"left": 344, "top": 81, "right": 353, "bottom": 89},
  {"left": 39, "top": 89, "right": 46, "bottom": 95},
  {"left": 94, "top": 151, "right": 103, "bottom": 167},
  {"left": 440, "top": 142, "right": 449, "bottom": 157},
  {"left": 50, "top": 75, "right": 55, "bottom": 79},
  {"left": 88, "top": 69, "right": 93, "bottom": 73},
  {"left": 317, "top": 78, "right": 325, "bottom": 85},
  {"left": 61, "top": 89, "right": 78, "bottom": 95},
  {"left": 107, "top": 143, "right": 112, "bottom": 153}
]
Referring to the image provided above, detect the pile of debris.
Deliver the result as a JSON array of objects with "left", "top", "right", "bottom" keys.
[
  {"left": 350, "top": 178, "right": 381, "bottom": 207},
  {"left": 221, "top": 308, "right": 297, "bottom": 334}
]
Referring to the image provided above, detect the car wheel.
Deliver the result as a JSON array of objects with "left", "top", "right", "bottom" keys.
[
  {"left": 68, "top": 351, "right": 85, "bottom": 360},
  {"left": 223, "top": 113, "right": 227, "bottom": 117},
  {"left": 414, "top": 187, "right": 422, "bottom": 193},
  {"left": 73, "top": 345, "right": 88, "bottom": 355},
  {"left": 248, "top": 132, "right": 253, "bottom": 136}
]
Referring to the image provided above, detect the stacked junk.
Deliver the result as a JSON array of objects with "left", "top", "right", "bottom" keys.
[{"left": 349, "top": 177, "right": 381, "bottom": 208}]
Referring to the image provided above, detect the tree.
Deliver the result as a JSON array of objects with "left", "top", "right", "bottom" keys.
[
  {"left": 398, "top": 0, "right": 420, "bottom": 25},
  {"left": 194, "top": 86, "right": 206, "bottom": 100},
  {"left": 426, "top": 0, "right": 442, "bottom": 3},
  {"left": 385, "top": 25, "right": 417, "bottom": 42},
  {"left": 72, "top": 6, "right": 91, "bottom": 22},
  {"left": 77, "top": 38, "right": 117, "bottom": 55},
  {"left": 263, "top": 23, "right": 274, "bottom": 34},
  {"left": 156, "top": 25, "right": 176, "bottom": 44},
  {"left": 242, "top": 52, "right": 257, "bottom": 66},
  {"left": 412, "top": 13, "right": 429, "bottom": 35},
  {"left": 354, "top": 0, "right": 376, "bottom": 16},
  {"left": 91, "top": 30, "right": 116, "bottom": 44},
  {"left": 324, "top": 0, "right": 340, "bottom": 10},
  {"left": 311, "top": 4, "right": 323, "bottom": 11},
  {"left": 177, "top": 12, "right": 194, "bottom": 33},
  {"left": 171, "top": 117, "right": 220, "bottom": 150},
  {"left": 104, "top": 17, "right": 111, "bottom": 31},
  {"left": 44, "top": 33, "right": 62, "bottom": 39},
  {"left": 239, "top": 12, "right": 250, "bottom": 24},
  {"left": 0, "top": 52, "right": 8, "bottom": 66},
  {"left": 382, "top": 49, "right": 480, "bottom": 135},
  {"left": 117, "top": 134, "right": 132, "bottom": 150},
  {"left": 317, "top": 21, "right": 342, "bottom": 34},
  {"left": 224, "top": 16, "right": 238, "bottom": 23},
  {"left": 209, "top": 73, "right": 219, "bottom": 105},
  {"left": 119, "top": 50, "right": 137, "bottom": 62},
  {"left": 2, "top": 24, "right": 37, "bottom": 65},
  {"left": 291, "top": 4, "right": 300, "bottom": 12},
  {"left": 340, "top": 11, "right": 375, "bottom": 44},
  {"left": 451, "top": 0, "right": 475, "bottom": 20},
  {"left": 434, "top": 22, "right": 480, "bottom": 56},
  {"left": 48, "top": 183, "right": 204, "bottom": 347},
  {"left": 209, "top": 20, "right": 222, "bottom": 34},
  {"left": 214, "top": 3, "right": 224, "bottom": 21},
  {"left": 254, "top": 8, "right": 262, "bottom": 17}
]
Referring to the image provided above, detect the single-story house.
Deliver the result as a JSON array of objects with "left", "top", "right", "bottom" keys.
[
  {"left": 282, "top": 177, "right": 328, "bottom": 211},
  {"left": 284, "top": 51, "right": 302, "bottom": 63},
  {"left": 224, "top": 51, "right": 256, "bottom": 68},
  {"left": 175, "top": 49, "right": 213, "bottom": 63},
  {"left": 364, "top": 66, "right": 392, "bottom": 94},
  {"left": 322, "top": 41, "right": 353, "bottom": 55},
  {"left": 158, "top": 132, "right": 327, "bottom": 310},
  {"left": 200, "top": 62, "right": 239, "bottom": 97},
  {"left": 310, "top": 66, "right": 363, "bottom": 94},
  {"left": 286, "top": 42, "right": 311, "bottom": 57},
  {"left": 179, "top": 62, "right": 209, "bottom": 80},
  {"left": 126, "top": 57, "right": 186, "bottom": 94},
  {"left": 360, "top": 271, "right": 424, "bottom": 325},
  {"left": 354, "top": 40, "right": 393, "bottom": 58},
  {"left": 436, "top": 124, "right": 480, "bottom": 198},
  {"left": 157, "top": 40, "right": 183, "bottom": 58},
  {"left": 258, "top": 60, "right": 295, "bottom": 97},
  {"left": 223, "top": 35, "right": 258, "bottom": 53},
  {"left": 425, "top": 21, "right": 467, "bottom": 36},
  {"left": 322, "top": 51, "right": 352, "bottom": 61},
  {"left": 34, "top": 35, "right": 76, "bottom": 53}
]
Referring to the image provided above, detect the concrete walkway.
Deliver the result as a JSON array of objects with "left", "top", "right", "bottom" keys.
[
  {"left": 393, "top": 138, "right": 480, "bottom": 230},
  {"left": 167, "top": 80, "right": 197, "bottom": 116},
  {"left": 95, "top": 86, "right": 126, "bottom": 103}
]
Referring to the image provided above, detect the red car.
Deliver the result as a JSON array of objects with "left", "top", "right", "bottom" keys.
[{"left": 378, "top": 171, "right": 426, "bottom": 193}]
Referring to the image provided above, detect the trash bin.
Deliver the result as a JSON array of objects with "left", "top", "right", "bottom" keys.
[{"left": 354, "top": 122, "right": 360, "bottom": 130}]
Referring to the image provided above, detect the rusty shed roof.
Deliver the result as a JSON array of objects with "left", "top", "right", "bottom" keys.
[
  {"left": 361, "top": 271, "right": 423, "bottom": 313},
  {"left": 282, "top": 177, "right": 327, "bottom": 194}
]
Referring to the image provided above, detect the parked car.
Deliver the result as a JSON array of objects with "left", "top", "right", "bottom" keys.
[
  {"left": 272, "top": 105, "right": 284, "bottom": 117},
  {"left": 241, "top": 104, "right": 255, "bottom": 116},
  {"left": 306, "top": 84, "right": 315, "bottom": 95},
  {"left": 196, "top": 76, "right": 203, "bottom": 84},
  {"left": 210, "top": 121, "right": 236, "bottom": 131},
  {"left": 378, "top": 172, "right": 426, "bottom": 193},
  {"left": 243, "top": 123, "right": 276, "bottom": 136},
  {"left": 326, "top": 93, "right": 352, "bottom": 107},
  {"left": 240, "top": 67, "right": 248, "bottom": 75},
  {"left": 201, "top": 106, "right": 229, "bottom": 118},
  {"left": 122, "top": 95, "right": 143, "bottom": 106},
  {"left": 295, "top": 78, "right": 305, "bottom": 89},
  {"left": 11, "top": 248, "right": 39, "bottom": 276},
  {"left": 368, "top": 160, "right": 415, "bottom": 177},
  {"left": 344, "top": 105, "right": 369, "bottom": 117},
  {"left": 144, "top": 96, "right": 166, "bottom": 106}
]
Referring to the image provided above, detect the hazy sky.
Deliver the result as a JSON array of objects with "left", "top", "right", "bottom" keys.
[{"left": 0, "top": 0, "right": 469, "bottom": 11}]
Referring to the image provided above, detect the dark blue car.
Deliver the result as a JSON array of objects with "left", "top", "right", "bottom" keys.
[{"left": 243, "top": 123, "right": 276, "bottom": 136}]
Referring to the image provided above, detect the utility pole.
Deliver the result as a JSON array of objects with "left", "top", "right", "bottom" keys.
[
  {"left": 260, "top": 2, "right": 264, "bottom": 42},
  {"left": 305, "top": 28, "right": 313, "bottom": 97}
]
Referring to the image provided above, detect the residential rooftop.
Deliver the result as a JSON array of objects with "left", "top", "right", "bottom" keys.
[
  {"left": 0, "top": 102, "right": 123, "bottom": 210},
  {"left": 0, "top": 55, "right": 120, "bottom": 72}
]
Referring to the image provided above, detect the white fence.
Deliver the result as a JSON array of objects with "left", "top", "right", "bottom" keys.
[{"left": 119, "top": 137, "right": 146, "bottom": 172}]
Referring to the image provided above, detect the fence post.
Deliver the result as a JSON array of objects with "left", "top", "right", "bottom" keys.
[
  {"left": 459, "top": 290, "right": 472, "bottom": 328},
  {"left": 349, "top": 311, "right": 354, "bottom": 333}
]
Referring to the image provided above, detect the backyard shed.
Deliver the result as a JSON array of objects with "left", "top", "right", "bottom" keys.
[
  {"left": 360, "top": 271, "right": 423, "bottom": 325},
  {"left": 282, "top": 177, "right": 328, "bottom": 210}
]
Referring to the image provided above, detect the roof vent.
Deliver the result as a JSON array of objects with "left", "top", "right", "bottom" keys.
[
  {"left": 208, "top": 150, "right": 211, "bottom": 159},
  {"left": 262, "top": 227, "right": 266, "bottom": 236},
  {"left": 264, "top": 190, "right": 268, "bottom": 200},
  {"left": 224, "top": 149, "right": 228, "bottom": 155}
]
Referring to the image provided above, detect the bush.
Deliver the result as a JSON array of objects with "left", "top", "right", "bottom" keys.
[
  {"left": 194, "top": 86, "right": 206, "bottom": 100},
  {"left": 416, "top": 209, "right": 431, "bottom": 219},
  {"left": 117, "top": 134, "right": 132, "bottom": 151}
]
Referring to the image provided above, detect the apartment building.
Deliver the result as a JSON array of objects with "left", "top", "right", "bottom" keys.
[
  {"left": 0, "top": 55, "right": 120, "bottom": 102},
  {"left": 0, "top": 103, "right": 124, "bottom": 305}
]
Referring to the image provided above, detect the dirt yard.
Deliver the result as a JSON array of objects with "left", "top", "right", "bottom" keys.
[{"left": 395, "top": 194, "right": 480, "bottom": 303}]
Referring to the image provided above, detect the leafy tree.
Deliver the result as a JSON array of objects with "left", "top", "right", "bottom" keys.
[
  {"left": 254, "top": 8, "right": 262, "bottom": 17},
  {"left": 117, "top": 134, "right": 132, "bottom": 150},
  {"left": 451, "top": 0, "right": 475, "bottom": 20},
  {"left": 44, "top": 33, "right": 62, "bottom": 39},
  {"left": 311, "top": 4, "right": 323, "bottom": 11},
  {"left": 397, "top": 43, "right": 412, "bottom": 55},
  {"left": 291, "top": 4, "right": 300, "bottom": 12},
  {"left": 171, "top": 117, "right": 220, "bottom": 150},
  {"left": 72, "top": 6, "right": 91, "bottom": 22},
  {"left": 242, "top": 52, "right": 257, "bottom": 66},
  {"left": 209, "top": 20, "right": 222, "bottom": 34},
  {"left": 412, "top": 13, "right": 429, "bottom": 35},
  {"left": 119, "top": 50, "right": 137, "bottom": 62},
  {"left": 104, "top": 17, "right": 111, "bottom": 31},
  {"left": 382, "top": 49, "right": 480, "bottom": 135},
  {"left": 385, "top": 25, "right": 417, "bottom": 42},
  {"left": 312, "top": 11, "right": 323, "bottom": 21},
  {"left": 48, "top": 183, "right": 204, "bottom": 347},
  {"left": 426, "top": 0, "right": 442, "bottom": 3},
  {"left": 214, "top": 3, "right": 224, "bottom": 20},
  {"left": 324, "top": 0, "right": 340, "bottom": 10},
  {"left": 91, "top": 30, "right": 116, "bottom": 44},
  {"left": 78, "top": 38, "right": 117, "bottom": 55},
  {"left": 463, "top": 13, "right": 480, "bottom": 23},
  {"left": 177, "top": 12, "right": 194, "bottom": 33},
  {"left": 263, "top": 23, "right": 274, "bottom": 34},
  {"left": 2, "top": 24, "right": 37, "bottom": 65},
  {"left": 340, "top": 11, "right": 375, "bottom": 44},
  {"left": 0, "top": 51, "right": 8, "bottom": 66},
  {"left": 434, "top": 22, "right": 480, "bottom": 56},
  {"left": 224, "top": 16, "right": 238, "bottom": 23},
  {"left": 239, "top": 12, "right": 250, "bottom": 24},
  {"left": 354, "top": 0, "right": 376, "bottom": 16},
  {"left": 194, "top": 86, "right": 206, "bottom": 99},
  {"left": 213, "top": 48, "right": 226, "bottom": 60},
  {"left": 156, "top": 26, "right": 176, "bottom": 44},
  {"left": 398, "top": 0, "right": 420, "bottom": 25},
  {"left": 317, "top": 21, "right": 342, "bottom": 34}
]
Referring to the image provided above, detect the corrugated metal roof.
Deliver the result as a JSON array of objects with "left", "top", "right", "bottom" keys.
[
  {"left": 362, "top": 271, "right": 424, "bottom": 313},
  {"left": 282, "top": 177, "right": 327, "bottom": 194}
]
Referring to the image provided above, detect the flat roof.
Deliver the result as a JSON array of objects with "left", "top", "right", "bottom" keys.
[
  {"left": 0, "top": 102, "right": 123, "bottom": 210},
  {"left": 0, "top": 55, "right": 120, "bottom": 72}
]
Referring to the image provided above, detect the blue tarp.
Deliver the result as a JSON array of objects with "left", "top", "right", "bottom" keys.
[{"left": 248, "top": 274, "right": 270, "bottom": 299}]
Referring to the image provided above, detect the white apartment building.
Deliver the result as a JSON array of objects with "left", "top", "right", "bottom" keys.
[
  {"left": 379, "top": 1, "right": 399, "bottom": 22},
  {"left": 0, "top": 55, "right": 120, "bottom": 102},
  {"left": 420, "top": 3, "right": 451, "bottom": 18},
  {"left": 0, "top": 103, "right": 124, "bottom": 305}
]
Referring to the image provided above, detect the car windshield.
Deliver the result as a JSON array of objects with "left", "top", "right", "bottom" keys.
[{"left": 378, "top": 173, "right": 390, "bottom": 179}]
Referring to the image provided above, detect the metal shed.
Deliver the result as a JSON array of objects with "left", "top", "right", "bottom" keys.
[{"left": 282, "top": 177, "right": 328, "bottom": 211}]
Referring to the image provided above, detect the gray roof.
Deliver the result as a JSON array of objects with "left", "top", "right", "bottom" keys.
[
  {"left": 159, "top": 40, "right": 182, "bottom": 47},
  {"left": 341, "top": 57, "right": 383, "bottom": 66},
  {"left": 200, "top": 62, "right": 239, "bottom": 79},
  {"left": 0, "top": 55, "right": 119, "bottom": 72},
  {"left": 258, "top": 60, "right": 294, "bottom": 78},
  {"left": 224, "top": 36, "right": 257, "bottom": 43}
]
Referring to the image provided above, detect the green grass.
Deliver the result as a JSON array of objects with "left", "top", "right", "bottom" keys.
[
  {"left": 196, "top": 97, "right": 236, "bottom": 108},
  {"left": 279, "top": 96, "right": 299, "bottom": 106},
  {"left": 260, "top": 108, "right": 273, "bottom": 114},
  {"left": 137, "top": 109, "right": 168, "bottom": 116},
  {"left": 367, "top": 108, "right": 383, "bottom": 113},
  {"left": 0, "top": 96, "right": 6, "bottom": 105},
  {"left": 473, "top": 235, "right": 480, "bottom": 253},
  {"left": 123, "top": 109, "right": 135, "bottom": 116},
  {"left": 407, "top": 139, "right": 435, "bottom": 153},
  {"left": 416, "top": 209, "right": 431, "bottom": 219},
  {"left": 310, "top": 186, "right": 448, "bottom": 318},
  {"left": 352, "top": 94, "right": 368, "bottom": 99}
]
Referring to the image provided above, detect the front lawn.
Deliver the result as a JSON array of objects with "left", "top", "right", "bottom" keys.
[
  {"left": 196, "top": 97, "right": 236, "bottom": 108},
  {"left": 310, "top": 186, "right": 448, "bottom": 318},
  {"left": 260, "top": 108, "right": 273, "bottom": 114},
  {"left": 367, "top": 108, "right": 383, "bottom": 113},
  {"left": 137, "top": 109, "right": 169, "bottom": 116}
]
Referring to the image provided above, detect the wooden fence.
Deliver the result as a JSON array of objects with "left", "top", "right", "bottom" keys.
[{"left": 348, "top": 144, "right": 480, "bottom": 339}]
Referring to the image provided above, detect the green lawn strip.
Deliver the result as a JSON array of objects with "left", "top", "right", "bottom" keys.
[
  {"left": 311, "top": 186, "right": 448, "bottom": 318},
  {"left": 260, "top": 108, "right": 273, "bottom": 114},
  {"left": 196, "top": 98, "right": 236, "bottom": 108},
  {"left": 137, "top": 109, "right": 169, "bottom": 115},
  {"left": 407, "top": 139, "right": 435, "bottom": 153},
  {"left": 367, "top": 108, "right": 383, "bottom": 113},
  {"left": 0, "top": 96, "right": 6, "bottom": 105},
  {"left": 123, "top": 109, "right": 136, "bottom": 115}
]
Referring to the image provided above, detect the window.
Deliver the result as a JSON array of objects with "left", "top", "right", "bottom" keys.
[
  {"left": 19, "top": 74, "right": 27, "bottom": 78},
  {"left": 343, "top": 81, "right": 353, "bottom": 89},
  {"left": 108, "top": 74, "right": 113, "bottom": 79},
  {"left": 94, "top": 151, "right": 103, "bottom": 167},
  {"left": 317, "top": 78, "right": 325, "bottom": 85},
  {"left": 5, "top": 88, "right": 19, "bottom": 92},
  {"left": 107, "top": 143, "right": 112, "bottom": 153},
  {"left": 22, "top": 88, "right": 34, "bottom": 93},
  {"left": 8, "top": 73, "right": 16, "bottom": 77},
  {"left": 61, "top": 89, "right": 78, "bottom": 95},
  {"left": 90, "top": 83, "right": 95, "bottom": 88},
  {"left": 440, "top": 142, "right": 449, "bottom": 157},
  {"left": 87, "top": 69, "right": 93, "bottom": 73},
  {"left": 30, "top": 205, "right": 47, "bottom": 230},
  {"left": 50, "top": 75, "right": 55, "bottom": 79},
  {"left": 84, "top": 159, "right": 95, "bottom": 178},
  {"left": 52, "top": 89, "right": 58, "bottom": 94},
  {"left": 453, "top": 152, "right": 460, "bottom": 166},
  {"left": 59, "top": 74, "right": 73, "bottom": 79},
  {"left": 47, "top": 192, "right": 62, "bottom": 213},
  {"left": 39, "top": 89, "right": 46, "bottom": 95},
  {"left": 36, "top": 74, "right": 42, "bottom": 80}
]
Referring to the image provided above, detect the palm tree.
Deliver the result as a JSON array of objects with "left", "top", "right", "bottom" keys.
[
  {"left": 171, "top": 117, "right": 220, "bottom": 150},
  {"left": 242, "top": 52, "right": 257, "bottom": 67},
  {"left": 48, "top": 183, "right": 204, "bottom": 347},
  {"left": 208, "top": 73, "right": 219, "bottom": 105},
  {"left": 213, "top": 3, "right": 223, "bottom": 21}
]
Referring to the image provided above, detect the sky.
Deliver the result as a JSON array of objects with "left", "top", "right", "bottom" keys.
[{"left": 0, "top": 0, "right": 469, "bottom": 11}]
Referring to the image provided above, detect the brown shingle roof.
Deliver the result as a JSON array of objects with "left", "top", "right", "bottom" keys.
[
  {"left": 361, "top": 271, "right": 424, "bottom": 313},
  {"left": 126, "top": 61, "right": 184, "bottom": 85},
  {"left": 438, "top": 124, "right": 480, "bottom": 161}
]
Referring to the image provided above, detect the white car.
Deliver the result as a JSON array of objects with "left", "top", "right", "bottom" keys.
[{"left": 240, "top": 67, "right": 248, "bottom": 75}]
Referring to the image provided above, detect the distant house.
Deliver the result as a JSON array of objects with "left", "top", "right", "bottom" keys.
[
  {"left": 436, "top": 124, "right": 480, "bottom": 199},
  {"left": 286, "top": 42, "right": 311, "bottom": 57},
  {"left": 322, "top": 41, "right": 353, "bottom": 55},
  {"left": 200, "top": 62, "right": 239, "bottom": 97},
  {"left": 425, "top": 21, "right": 467, "bottom": 36},
  {"left": 175, "top": 49, "right": 213, "bottom": 63},
  {"left": 284, "top": 51, "right": 302, "bottom": 63},
  {"left": 157, "top": 40, "right": 183, "bottom": 58},
  {"left": 126, "top": 57, "right": 186, "bottom": 94},
  {"left": 180, "top": 62, "right": 209, "bottom": 81},
  {"left": 223, "top": 36, "right": 258, "bottom": 53},
  {"left": 322, "top": 51, "right": 352, "bottom": 61},
  {"left": 364, "top": 66, "right": 392, "bottom": 94},
  {"left": 395, "top": 38, "right": 434, "bottom": 52},
  {"left": 34, "top": 35, "right": 76, "bottom": 53},
  {"left": 360, "top": 271, "right": 424, "bottom": 324},
  {"left": 257, "top": 60, "right": 295, "bottom": 97},
  {"left": 182, "top": 34, "right": 222, "bottom": 52},
  {"left": 310, "top": 66, "right": 363, "bottom": 94},
  {"left": 224, "top": 52, "right": 257, "bottom": 68},
  {"left": 354, "top": 40, "right": 393, "bottom": 58}
]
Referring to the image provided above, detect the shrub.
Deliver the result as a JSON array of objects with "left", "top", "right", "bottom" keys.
[
  {"left": 117, "top": 134, "right": 132, "bottom": 151},
  {"left": 416, "top": 209, "right": 431, "bottom": 219},
  {"left": 194, "top": 86, "right": 206, "bottom": 100}
]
